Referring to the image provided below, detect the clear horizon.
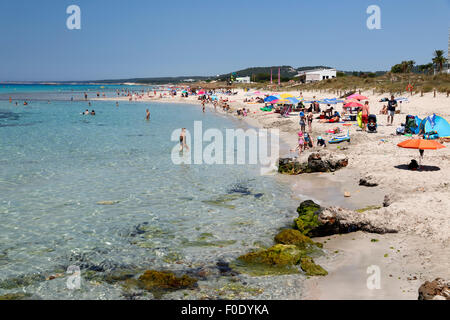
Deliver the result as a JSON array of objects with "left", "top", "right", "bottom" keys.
[{"left": 1, "top": 0, "right": 449, "bottom": 82}]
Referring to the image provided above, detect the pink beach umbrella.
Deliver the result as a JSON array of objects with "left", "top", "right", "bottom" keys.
[
  {"left": 197, "top": 90, "right": 206, "bottom": 95},
  {"left": 347, "top": 94, "right": 368, "bottom": 100},
  {"left": 344, "top": 101, "right": 363, "bottom": 108}
]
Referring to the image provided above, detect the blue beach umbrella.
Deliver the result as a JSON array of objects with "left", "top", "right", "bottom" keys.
[
  {"left": 264, "top": 95, "right": 280, "bottom": 103},
  {"left": 286, "top": 97, "right": 299, "bottom": 104}
]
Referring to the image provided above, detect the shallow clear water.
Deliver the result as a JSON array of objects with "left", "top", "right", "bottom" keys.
[{"left": 0, "top": 86, "right": 301, "bottom": 299}]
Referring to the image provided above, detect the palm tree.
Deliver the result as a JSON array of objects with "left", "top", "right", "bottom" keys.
[
  {"left": 400, "top": 61, "right": 409, "bottom": 73},
  {"left": 432, "top": 50, "right": 446, "bottom": 72}
]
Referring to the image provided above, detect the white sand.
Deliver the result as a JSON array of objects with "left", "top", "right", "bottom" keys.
[{"left": 96, "top": 87, "right": 450, "bottom": 299}]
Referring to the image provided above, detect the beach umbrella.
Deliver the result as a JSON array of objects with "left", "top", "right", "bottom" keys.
[
  {"left": 344, "top": 102, "right": 363, "bottom": 108},
  {"left": 197, "top": 90, "right": 206, "bottom": 95},
  {"left": 264, "top": 95, "right": 280, "bottom": 103},
  {"left": 397, "top": 139, "right": 445, "bottom": 150},
  {"left": 286, "top": 97, "right": 300, "bottom": 104},
  {"left": 280, "top": 93, "right": 294, "bottom": 98},
  {"left": 347, "top": 94, "right": 368, "bottom": 100},
  {"left": 276, "top": 98, "right": 292, "bottom": 104},
  {"left": 397, "top": 139, "right": 445, "bottom": 167}
]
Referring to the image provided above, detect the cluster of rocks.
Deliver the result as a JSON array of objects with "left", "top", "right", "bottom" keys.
[
  {"left": 278, "top": 152, "right": 348, "bottom": 175},
  {"left": 418, "top": 278, "right": 450, "bottom": 300}
]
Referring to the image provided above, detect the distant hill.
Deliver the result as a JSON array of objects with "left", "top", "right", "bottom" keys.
[{"left": 219, "top": 65, "right": 333, "bottom": 79}]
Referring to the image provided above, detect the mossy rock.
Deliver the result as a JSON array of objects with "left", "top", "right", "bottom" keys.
[
  {"left": 238, "top": 244, "right": 303, "bottom": 266},
  {"left": 0, "top": 292, "right": 32, "bottom": 300},
  {"left": 0, "top": 273, "right": 46, "bottom": 290},
  {"left": 294, "top": 200, "right": 322, "bottom": 235},
  {"left": 229, "top": 261, "right": 300, "bottom": 276},
  {"left": 137, "top": 270, "right": 197, "bottom": 291},
  {"left": 274, "top": 229, "right": 314, "bottom": 247},
  {"left": 300, "top": 256, "right": 328, "bottom": 276}
]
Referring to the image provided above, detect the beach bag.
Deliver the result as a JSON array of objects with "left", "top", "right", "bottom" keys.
[
  {"left": 396, "top": 127, "right": 405, "bottom": 135},
  {"left": 408, "top": 159, "right": 419, "bottom": 170}
]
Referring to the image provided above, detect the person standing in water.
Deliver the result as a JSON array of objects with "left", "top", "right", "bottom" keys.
[
  {"left": 146, "top": 109, "right": 150, "bottom": 120},
  {"left": 179, "top": 128, "right": 189, "bottom": 152}
]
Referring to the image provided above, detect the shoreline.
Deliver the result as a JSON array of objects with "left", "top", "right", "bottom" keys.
[{"left": 95, "top": 89, "right": 450, "bottom": 299}]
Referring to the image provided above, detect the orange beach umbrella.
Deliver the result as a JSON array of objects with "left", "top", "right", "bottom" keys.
[{"left": 397, "top": 139, "right": 445, "bottom": 150}]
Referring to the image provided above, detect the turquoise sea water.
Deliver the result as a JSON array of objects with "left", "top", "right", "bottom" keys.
[{"left": 0, "top": 85, "right": 301, "bottom": 299}]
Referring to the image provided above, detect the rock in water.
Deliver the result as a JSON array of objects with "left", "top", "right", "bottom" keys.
[
  {"left": 238, "top": 244, "right": 303, "bottom": 267},
  {"left": 418, "top": 278, "right": 450, "bottom": 300},
  {"left": 300, "top": 256, "right": 328, "bottom": 276},
  {"left": 294, "top": 200, "right": 397, "bottom": 237},
  {"left": 278, "top": 152, "right": 348, "bottom": 175},
  {"left": 274, "top": 229, "right": 314, "bottom": 247}
]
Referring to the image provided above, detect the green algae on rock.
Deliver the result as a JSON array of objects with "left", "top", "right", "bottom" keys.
[
  {"left": 0, "top": 292, "right": 32, "bottom": 300},
  {"left": 238, "top": 244, "right": 303, "bottom": 266},
  {"left": 0, "top": 273, "right": 46, "bottom": 290},
  {"left": 300, "top": 256, "right": 328, "bottom": 276},
  {"left": 356, "top": 205, "right": 382, "bottom": 213},
  {"left": 274, "top": 229, "right": 314, "bottom": 247},
  {"left": 137, "top": 270, "right": 197, "bottom": 291},
  {"left": 294, "top": 200, "right": 322, "bottom": 235},
  {"left": 233, "top": 244, "right": 305, "bottom": 275}
]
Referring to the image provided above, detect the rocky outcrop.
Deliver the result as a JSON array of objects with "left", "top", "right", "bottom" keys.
[
  {"left": 294, "top": 200, "right": 397, "bottom": 237},
  {"left": 238, "top": 244, "right": 303, "bottom": 267},
  {"left": 137, "top": 270, "right": 197, "bottom": 291},
  {"left": 274, "top": 229, "right": 314, "bottom": 247},
  {"left": 300, "top": 256, "right": 328, "bottom": 276},
  {"left": 418, "top": 278, "right": 450, "bottom": 300},
  {"left": 359, "top": 175, "right": 378, "bottom": 187},
  {"left": 278, "top": 152, "right": 348, "bottom": 175}
]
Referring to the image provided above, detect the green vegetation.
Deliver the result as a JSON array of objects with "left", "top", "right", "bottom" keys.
[
  {"left": 294, "top": 200, "right": 322, "bottom": 236},
  {"left": 356, "top": 205, "right": 382, "bottom": 213},
  {"left": 300, "top": 256, "right": 328, "bottom": 276},
  {"left": 274, "top": 229, "right": 314, "bottom": 247}
]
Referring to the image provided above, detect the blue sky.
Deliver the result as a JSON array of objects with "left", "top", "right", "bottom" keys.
[{"left": 0, "top": 0, "right": 449, "bottom": 81}]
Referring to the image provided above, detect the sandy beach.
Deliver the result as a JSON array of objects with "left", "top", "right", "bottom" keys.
[{"left": 96, "top": 88, "right": 450, "bottom": 299}]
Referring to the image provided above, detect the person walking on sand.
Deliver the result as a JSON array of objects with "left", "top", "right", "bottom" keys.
[
  {"left": 179, "top": 128, "right": 189, "bottom": 152},
  {"left": 307, "top": 111, "right": 313, "bottom": 133},
  {"left": 361, "top": 101, "right": 370, "bottom": 131},
  {"left": 387, "top": 95, "right": 397, "bottom": 125},
  {"left": 146, "top": 109, "right": 150, "bottom": 120},
  {"left": 291, "top": 131, "right": 305, "bottom": 156},
  {"left": 299, "top": 111, "right": 306, "bottom": 133}
]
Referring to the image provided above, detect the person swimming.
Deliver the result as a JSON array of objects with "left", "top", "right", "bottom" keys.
[
  {"left": 179, "top": 128, "right": 189, "bottom": 152},
  {"left": 90, "top": 110, "right": 95, "bottom": 115}
]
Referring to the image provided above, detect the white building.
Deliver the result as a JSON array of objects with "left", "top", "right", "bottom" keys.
[
  {"left": 295, "top": 68, "right": 336, "bottom": 83},
  {"left": 235, "top": 76, "right": 251, "bottom": 83}
]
